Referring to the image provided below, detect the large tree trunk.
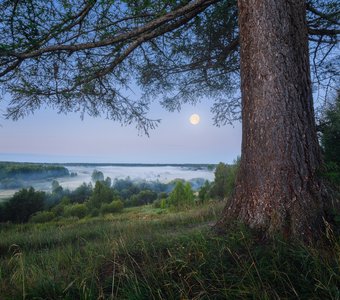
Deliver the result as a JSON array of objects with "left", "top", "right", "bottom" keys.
[{"left": 215, "top": 0, "right": 325, "bottom": 241}]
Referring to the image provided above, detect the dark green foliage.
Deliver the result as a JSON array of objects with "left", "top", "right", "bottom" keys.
[
  {"left": 131, "top": 190, "right": 158, "bottom": 206},
  {"left": 44, "top": 182, "right": 93, "bottom": 213},
  {"left": 319, "top": 91, "right": 340, "bottom": 187},
  {"left": 0, "top": 203, "right": 6, "bottom": 222},
  {"left": 198, "top": 180, "right": 212, "bottom": 202},
  {"left": 69, "top": 182, "right": 93, "bottom": 203},
  {"left": 197, "top": 159, "right": 239, "bottom": 202},
  {"left": 210, "top": 159, "right": 239, "bottom": 200},
  {"left": 0, "top": 187, "right": 45, "bottom": 223},
  {"left": 114, "top": 178, "right": 177, "bottom": 205},
  {"left": 212, "top": 162, "right": 229, "bottom": 199},
  {"left": 323, "top": 162, "right": 340, "bottom": 188},
  {"left": 113, "top": 177, "right": 135, "bottom": 192},
  {"left": 113, "top": 178, "right": 140, "bottom": 201},
  {"left": 0, "top": 162, "right": 69, "bottom": 180}
]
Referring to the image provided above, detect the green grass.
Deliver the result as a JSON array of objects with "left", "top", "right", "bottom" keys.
[{"left": 0, "top": 201, "right": 339, "bottom": 299}]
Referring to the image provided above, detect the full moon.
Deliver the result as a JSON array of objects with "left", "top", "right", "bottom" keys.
[{"left": 189, "top": 114, "right": 200, "bottom": 125}]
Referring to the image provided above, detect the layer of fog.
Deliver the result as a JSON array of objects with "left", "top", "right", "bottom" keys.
[{"left": 0, "top": 165, "right": 214, "bottom": 200}]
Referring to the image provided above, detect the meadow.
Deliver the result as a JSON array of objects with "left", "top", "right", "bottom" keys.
[{"left": 1, "top": 201, "right": 339, "bottom": 299}]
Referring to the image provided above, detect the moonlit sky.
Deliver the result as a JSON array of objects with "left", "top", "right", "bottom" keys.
[{"left": 0, "top": 98, "right": 242, "bottom": 164}]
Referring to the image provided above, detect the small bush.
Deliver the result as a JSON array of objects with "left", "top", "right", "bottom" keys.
[
  {"left": 160, "top": 198, "right": 167, "bottom": 209},
  {"left": 29, "top": 211, "right": 55, "bottom": 223},
  {"left": 64, "top": 203, "right": 88, "bottom": 219},
  {"left": 90, "top": 208, "right": 100, "bottom": 217},
  {"left": 153, "top": 199, "right": 161, "bottom": 208},
  {"left": 153, "top": 198, "right": 167, "bottom": 209},
  {"left": 168, "top": 181, "right": 194, "bottom": 208},
  {"left": 100, "top": 200, "right": 124, "bottom": 215}
]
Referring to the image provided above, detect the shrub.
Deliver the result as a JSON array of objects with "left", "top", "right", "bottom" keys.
[
  {"left": 64, "top": 203, "right": 88, "bottom": 219},
  {"left": 30, "top": 211, "right": 55, "bottom": 223},
  {"left": 153, "top": 199, "right": 161, "bottom": 208},
  {"left": 100, "top": 200, "right": 124, "bottom": 215},
  {"left": 90, "top": 208, "right": 100, "bottom": 217}
]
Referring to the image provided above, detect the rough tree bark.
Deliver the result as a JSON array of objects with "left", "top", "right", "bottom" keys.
[{"left": 215, "top": 0, "right": 326, "bottom": 241}]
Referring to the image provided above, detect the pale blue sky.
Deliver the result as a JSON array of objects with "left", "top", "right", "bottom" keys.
[{"left": 0, "top": 100, "right": 242, "bottom": 164}]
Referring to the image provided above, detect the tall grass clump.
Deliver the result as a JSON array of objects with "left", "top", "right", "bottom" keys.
[{"left": 104, "top": 225, "right": 340, "bottom": 300}]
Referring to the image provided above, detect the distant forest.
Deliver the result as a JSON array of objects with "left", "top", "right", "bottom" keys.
[
  {"left": 0, "top": 162, "right": 70, "bottom": 189},
  {"left": 63, "top": 163, "right": 216, "bottom": 170}
]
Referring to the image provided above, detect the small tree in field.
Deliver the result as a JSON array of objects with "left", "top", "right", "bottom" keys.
[
  {"left": 87, "top": 181, "right": 117, "bottom": 210},
  {"left": 168, "top": 181, "right": 194, "bottom": 208},
  {"left": 210, "top": 160, "right": 240, "bottom": 200},
  {"left": 198, "top": 181, "right": 212, "bottom": 203}
]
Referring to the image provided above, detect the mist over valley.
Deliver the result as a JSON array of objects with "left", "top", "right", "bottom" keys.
[{"left": 0, "top": 162, "right": 215, "bottom": 200}]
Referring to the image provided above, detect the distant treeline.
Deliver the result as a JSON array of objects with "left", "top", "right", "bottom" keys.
[
  {"left": 0, "top": 162, "right": 70, "bottom": 189},
  {"left": 64, "top": 162, "right": 216, "bottom": 170}
]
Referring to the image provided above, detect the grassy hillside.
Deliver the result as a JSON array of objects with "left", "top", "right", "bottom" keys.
[{"left": 0, "top": 202, "right": 339, "bottom": 299}]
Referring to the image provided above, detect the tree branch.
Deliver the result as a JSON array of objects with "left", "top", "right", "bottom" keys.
[
  {"left": 308, "top": 28, "right": 340, "bottom": 36},
  {"left": 27, "top": 0, "right": 218, "bottom": 96},
  {"left": 11, "top": 0, "right": 221, "bottom": 60},
  {"left": 306, "top": 3, "right": 340, "bottom": 26}
]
